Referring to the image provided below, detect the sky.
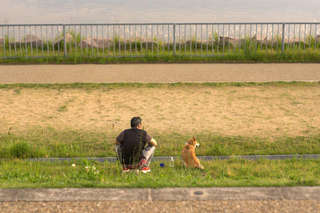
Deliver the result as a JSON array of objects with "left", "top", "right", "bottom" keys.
[{"left": 1, "top": 0, "right": 320, "bottom": 24}]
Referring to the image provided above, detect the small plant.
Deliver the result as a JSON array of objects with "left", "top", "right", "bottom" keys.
[
  {"left": 9, "top": 141, "right": 45, "bottom": 158},
  {"left": 76, "top": 160, "right": 102, "bottom": 181},
  {"left": 211, "top": 143, "right": 231, "bottom": 156},
  {"left": 57, "top": 105, "right": 67, "bottom": 112},
  {"left": 84, "top": 165, "right": 99, "bottom": 175},
  {"left": 13, "top": 89, "right": 21, "bottom": 95}
]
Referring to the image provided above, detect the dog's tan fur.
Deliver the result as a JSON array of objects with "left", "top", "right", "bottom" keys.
[{"left": 181, "top": 136, "right": 204, "bottom": 169}]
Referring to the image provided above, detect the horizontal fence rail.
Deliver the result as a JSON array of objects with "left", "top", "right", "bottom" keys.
[{"left": 0, "top": 23, "right": 320, "bottom": 58}]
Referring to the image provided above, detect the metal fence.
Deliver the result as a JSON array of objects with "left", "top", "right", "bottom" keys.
[{"left": 0, "top": 23, "right": 319, "bottom": 58}]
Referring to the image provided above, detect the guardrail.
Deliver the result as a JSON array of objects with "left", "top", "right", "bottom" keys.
[{"left": 0, "top": 23, "right": 319, "bottom": 58}]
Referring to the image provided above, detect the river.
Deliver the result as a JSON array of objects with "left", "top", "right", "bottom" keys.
[{"left": 1, "top": 0, "right": 320, "bottom": 24}]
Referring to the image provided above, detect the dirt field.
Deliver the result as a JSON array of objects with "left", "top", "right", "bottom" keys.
[
  {"left": 1, "top": 85, "right": 320, "bottom": 137},
  {"left": 0, "top": 64, "right": 320, "bottom": 83}
]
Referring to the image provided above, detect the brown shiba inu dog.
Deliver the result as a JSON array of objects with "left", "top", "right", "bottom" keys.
[{"left": 181, "top": 136, "right": 204, "bottom": 170}]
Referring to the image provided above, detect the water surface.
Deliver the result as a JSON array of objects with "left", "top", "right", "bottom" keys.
[{"left": 1, "top": 0, "right": 320, "bottom": 24}]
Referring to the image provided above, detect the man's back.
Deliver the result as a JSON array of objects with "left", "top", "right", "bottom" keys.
[{"left": 117, "top": 128, "right": 148, "bottom": 165}]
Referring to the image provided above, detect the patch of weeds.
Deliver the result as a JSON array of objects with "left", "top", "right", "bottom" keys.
[
  {"left": 228, "top": 90, "right": 237, "bottom": 94},
  {"left": 0, "top": 147, "right": 10, "bottom": 158},
  {"left": 210, "top": 143, "right": 232, "bottom": 156},
  {"left": 9, "top": 142, "right": 46, "bottom": 158},
  {"left": 57, "top": 105, "right": 67, "bottom": 112},
  {"left": 13, "top": 89, "right": 21, "bottom": 95},
  {"left": 48, "top": 142, "right": 88, "bottom": 157},
  {"left": 57, "top": 98, "right": 76, "bottom": 112},
  {"left": 291, "top": 101, "right": 302, "bottom": 105}
]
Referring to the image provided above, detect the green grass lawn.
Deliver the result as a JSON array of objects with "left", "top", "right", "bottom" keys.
[
  {"left": 0, "top": 159, "right": 319, "bottom": 188},
  {"left": 1, "top": 130, "right": 320, "bottom": 158},
  {"left": 1, "top": 48, "right": 320, "bottom": 64},
  {"left": 1, "top": 81, "right": 319, "bottom": 89}
]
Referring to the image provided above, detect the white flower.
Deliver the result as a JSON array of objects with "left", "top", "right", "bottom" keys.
[{"left": 72, "top": 164, "right": 76, "bottom": 167}]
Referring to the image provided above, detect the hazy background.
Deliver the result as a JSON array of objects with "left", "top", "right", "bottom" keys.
[{"left": 1, "top": 0, "right": 320, "bottom": 24}]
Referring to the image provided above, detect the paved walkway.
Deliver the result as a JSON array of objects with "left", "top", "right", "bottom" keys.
[
  {"left": 1, "top": 200, "right": 319, "bottom": 213},
  {"left": 1, "top": 187, "right": 319, "bottom": 212},
  {"left": 0, "top": 64, "right": 320, "bottom": 83},
  {"left": 1, "top": 187, "right": 320, "bottom": 201}
]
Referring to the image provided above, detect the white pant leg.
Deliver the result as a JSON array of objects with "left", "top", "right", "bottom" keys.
[
  {"left": 115, "top": 144, "right": 121, "bottom": 160},
  {"left": 142, "top": 145, "right": 155, "bottom": 166}
]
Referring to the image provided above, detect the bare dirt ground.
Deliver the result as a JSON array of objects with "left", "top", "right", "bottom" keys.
[
  {"left": 1, "top": 85, "right": 320, "bottom": 137},
  {"left": 0, "top": 64, "right": 320, "bottom": 83},
  {"left": 1, "top": 200, "right": 319, "bottom": 213}
]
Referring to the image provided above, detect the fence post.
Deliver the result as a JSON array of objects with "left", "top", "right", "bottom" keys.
[
  {"left": 173, "top": 23, "right": 176, "bottom": 56},
  {"left": 3, "top": 26, "right": 6, "bottom": 57},
  {"left": 281, "top": 23, "right": 285, "bottom": 53},
  {"left": 63, "top": 24, "right": 67, "bottom": 57}
]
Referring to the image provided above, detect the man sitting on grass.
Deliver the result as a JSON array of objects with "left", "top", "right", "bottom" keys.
[{"left": 116, "top": 117, "right": 157, "bottom": 173}]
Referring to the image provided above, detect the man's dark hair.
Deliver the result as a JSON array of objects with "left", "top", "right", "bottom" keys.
[{"left": 131, "top": 117, "right": 142, "bottom": 128}]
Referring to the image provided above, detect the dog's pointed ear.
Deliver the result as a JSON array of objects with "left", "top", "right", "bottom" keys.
[{"left": 193, "top": 136, "right": 196, "bottom": 141}]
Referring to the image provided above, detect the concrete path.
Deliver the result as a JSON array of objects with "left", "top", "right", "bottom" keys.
[
  {"left": 0, "top": 64, "right": 320, "bottom": 83},
  {"left": 1, "top": 187, "right": 320, "bottom": 201}
]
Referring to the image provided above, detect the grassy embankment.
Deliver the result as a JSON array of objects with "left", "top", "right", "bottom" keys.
[
  {"left": 1, "top": 82, "right": 319, "bottom": 158},
  {"left": 0, "top": 158, "right": 319, "bottom": 188},
  {"left": 1, "top": 82, "right": 320, "bottom": 187},
  {"left": 1, "top": 35, "right": 320, "bottom": 63}
]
